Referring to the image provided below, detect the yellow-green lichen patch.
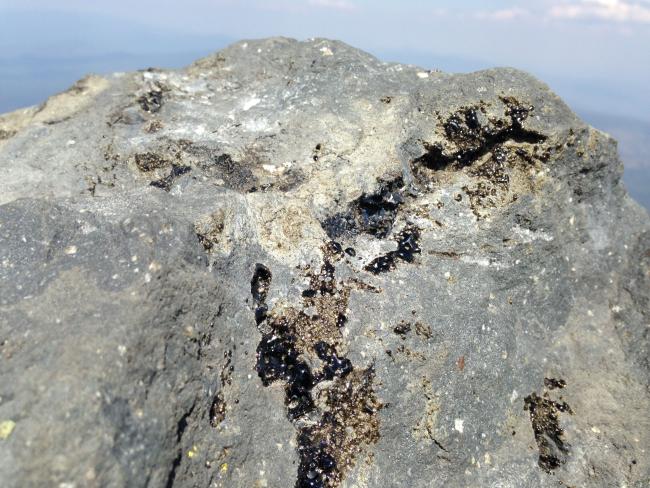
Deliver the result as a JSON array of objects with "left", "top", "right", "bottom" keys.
[{"left": 0, "top": 420, "right": 16, "bottom": 440}]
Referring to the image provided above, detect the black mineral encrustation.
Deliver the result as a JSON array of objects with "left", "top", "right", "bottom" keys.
[
  {"left": 149, "top": 165, "right": 191, "bottom": 191},
  {"left": 412, "top": 99, "right": 547, "bottom": 175},
  {"left": 251, "top": 257, "right": 381, "bottom": 488},
  {"left": 524, "top": 390, "right": 573, "bottom": 472},
  {"left": 365, "top": 227, "right": 421, "bottom": 274},
  {"left": 137, "top": 86, "right": 164, "bottom": 113},
  {"left": 251, "top": 263, "right": 272, "bottom": 325},
  {"left": 256, "top": 330, "right": 316, "bottom": 419},
  {"left": 322, "top": 177, "right": 405, "bottom": 239},
  {"left": 296, "top": 428, "right": 337, "bottom": 488},
  {"left": 314, "top": 341, "right": 352, "bottom": 381}
]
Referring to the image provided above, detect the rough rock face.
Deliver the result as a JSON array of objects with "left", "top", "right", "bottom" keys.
[{"left": 0, "top": 38, "right": 648, "bottom": 488}]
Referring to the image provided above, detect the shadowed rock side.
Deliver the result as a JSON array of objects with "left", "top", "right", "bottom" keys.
[{"left": 0, "top": 37, "right": 649, "bottom": 488}]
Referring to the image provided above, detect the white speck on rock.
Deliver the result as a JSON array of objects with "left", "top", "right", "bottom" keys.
[
  {"left": 417, "top": 71, "right": 429, "bottom": 79},
  {"left": 460, "top": 256, "right": 490, "bottom": 267},
  {"left": 80, "top": 222, "right": 97, "bottom": 235},
  {"left": 243, "top": 118, "right": 270, "bottom": 132},
  {"left": 64, "top": 245, "right": 77, "bottom": 255},
  {"left": 454, "top": 418, "right": 464, "bottom": 433},
  {"left": 241, "top": 95, "right": 262, "bottom": 111},
  {"left": 320, "top": 46, "right": 333, "bottom": 56},
  {"left": 511, "top": 225, "right": 554, "bottom": 243}
]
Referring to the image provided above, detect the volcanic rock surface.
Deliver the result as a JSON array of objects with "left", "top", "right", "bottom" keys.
[{"left": 0, "top": 38, "right": 649, "bottom": 487}]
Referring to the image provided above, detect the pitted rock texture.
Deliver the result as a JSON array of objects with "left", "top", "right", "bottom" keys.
[{"left": 0, "top": 38, "right": 649, "bottom": 488}]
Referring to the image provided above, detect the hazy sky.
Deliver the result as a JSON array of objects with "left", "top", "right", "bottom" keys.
[{"left": 2, "top": 0, "right": 649, "bottom": 68}]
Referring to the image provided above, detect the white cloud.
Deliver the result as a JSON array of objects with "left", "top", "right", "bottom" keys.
[
  {"left": 550, "top": 0, "right": 650, "bottom": 23},
  {"left": 475, "top": 7, "right": 530, "bottom": 21},
  {"left": 307, "top": 0, "right": 358, "bottom": 11}
]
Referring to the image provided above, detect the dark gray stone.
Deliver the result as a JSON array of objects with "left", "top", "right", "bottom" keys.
[{"left": 0, "top": 38, "right": 648, "bottom": 487}]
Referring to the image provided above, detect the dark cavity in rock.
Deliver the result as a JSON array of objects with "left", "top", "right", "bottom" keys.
[
  {"left": 251, "top": 264, "right": 272, "bottom": 304},
  {"left": 209, "top": 392, "right": 226, "bottom": 427},
  {"left": 194, "top": 212, "right": 225, "bottom": 252},
  {"left": 210, "top": 349, "right": 233, "bottom": 428},
  {"left": 139, "top": 139, "right": 259, "bottom": 192},
  {"left": 393, "top": 321, "right": 411, "bottom": 338},
  {"left": 365, "top": 227, "right": 421, "bottom": 274},
  {"left": 0, "top": 129, "right": 17, "bottom": 140},
  {"left": 177, "top": 142, "right": 258, "bottom": 192}
]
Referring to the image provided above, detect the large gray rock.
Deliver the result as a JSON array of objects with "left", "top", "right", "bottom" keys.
[{"left": 0, "top": 38, "right": 648, "bottom": 488}]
